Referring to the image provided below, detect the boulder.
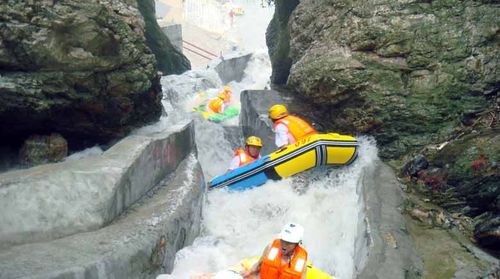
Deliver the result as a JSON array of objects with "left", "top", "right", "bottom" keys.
[
  {"left": 19, "top": 133, "right": 68, "bottom": 165},
  {"left": 0, "top": 1, "right": 164, "bottom": 148},
  {"left": 270, "top": 0, "right": 498, "bottom": 159}
]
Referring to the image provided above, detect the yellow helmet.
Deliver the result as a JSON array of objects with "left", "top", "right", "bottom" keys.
[
  {"left": 246, "top": 136, "right": 263, "bottom": 147},
  {"left": 223, "top": 85, "right": 231, "bottom": 92},
  {"left": 268, "top": 104, "right": 288, "bottom": 120}
]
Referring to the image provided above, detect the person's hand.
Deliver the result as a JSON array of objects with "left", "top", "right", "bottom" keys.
[{"left": 239, "top": 269, "right": 252, "bottom": 278}]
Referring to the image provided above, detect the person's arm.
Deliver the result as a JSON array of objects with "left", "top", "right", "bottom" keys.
[
  {"left": 274, "top": 123, "right": 289, "bottom": 148},
  {"left": 219, "top": 102, "right": 225, "bottom": 113},
  {"left": 227, "top": 156, "right": 240, "bottom": 172},
  {"left": 240, "top": 245, "right": 270, "bottom": 278}
]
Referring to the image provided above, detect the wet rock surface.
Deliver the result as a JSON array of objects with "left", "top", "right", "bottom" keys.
[
  {"left": 211, "top": 52, "right": 253, "bottom": 84},
  {"left": 400, "top": 126, "right": 499, "bottom": 251},
  {"left": 19, "top": 133, "right": 68, "bottom": 165},
  {"left": 266, "top": 0, "right": 299, "bottom": 84},
  {"left": 271, "top": 0, "right": 498, "bottom": 159},
  {"left": 138, "top": 0, "right": 191, "bottom": 74},
  {"left": 0, "top": 0, "right": 188, "bottom": 150},
  {"left": 269, "top": 0, "right": 500, "bottom": 260}
]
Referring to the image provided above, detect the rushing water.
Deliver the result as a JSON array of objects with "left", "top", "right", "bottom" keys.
[
  {"left": 147, "top": 1, "right": 377, "bottom": 278},
  {"left": 142, "top": 44, "right": 378, "bottom": 279}
]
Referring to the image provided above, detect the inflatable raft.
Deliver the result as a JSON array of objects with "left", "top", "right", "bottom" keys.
[
  {"left": 209, "top": 133, "right": 358, "bottom": 191},
  {"left": 233, "top": 256, "right": 334, "bottom": 279},
  {"left": 193, "top": 105, "right": 240, "bottom": 123},
  {"left": 168, "top": 256, "right": 334, "bottom": 279}
]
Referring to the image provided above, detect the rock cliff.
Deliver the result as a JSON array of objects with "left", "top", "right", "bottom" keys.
[
  {"left": 269, "top": 0, "right": 499, "bottom": 256},
  {"left": 0, "top": 0, "right": 189, "bottom": 151}
]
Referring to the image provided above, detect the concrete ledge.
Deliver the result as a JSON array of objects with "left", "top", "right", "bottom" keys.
[
  {"left": 0, "top": 121, "right": 195, "bottom": 248},
  {"left": 240, "top": 89, "right": 289, "bottom": 155},
  {"left": 355, "top": 159, "right": 423, "bottom": 279},
  {"left": 209, "top": 52, "right": 253, "bottom": 84},
  {"left": 0, "top": 153, "right": 205, "bottom": 279}
]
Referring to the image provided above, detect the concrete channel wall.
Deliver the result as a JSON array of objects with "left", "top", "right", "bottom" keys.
[
  {"left": 0, "top": 153, "right": 205, "bottom": 278},
  {"left": 0, "top": 121, "right": 198, "bottom": 248}
]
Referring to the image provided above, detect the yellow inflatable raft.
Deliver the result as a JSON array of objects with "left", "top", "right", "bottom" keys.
[
  {"left": 209, "top": 133, "right": 358, "bottom": 190},
  {"left": 267, "top": 133, "right": 358, "bottom": 179},
  {"left": 235, "top": 256, "right": 335, "bottom": 279}
]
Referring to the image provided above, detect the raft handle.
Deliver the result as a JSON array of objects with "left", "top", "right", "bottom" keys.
[{"left": 275, "top": 146, "right": 288, "bottom": 154}]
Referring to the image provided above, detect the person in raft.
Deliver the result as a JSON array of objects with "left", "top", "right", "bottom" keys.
[
  {"left": 268, "top": 104, "right": 316, "bottom": 148},
  {"left": 227, "top": 136, "right": 263, "bottom": 172},
  {"left": 207, "top": 86, "right": 233, "bottom": 114},
  {"left": 240, "top": 222, "right": 308, "bottom": 279}
]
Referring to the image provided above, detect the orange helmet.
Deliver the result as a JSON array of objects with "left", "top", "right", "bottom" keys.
[{"left": 268, "top": 104, "right": 288, "bottom": 120}]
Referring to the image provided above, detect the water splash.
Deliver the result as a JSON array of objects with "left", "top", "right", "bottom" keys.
[{"left": 166, "top": 138, "right": 377, "bottom": 279}]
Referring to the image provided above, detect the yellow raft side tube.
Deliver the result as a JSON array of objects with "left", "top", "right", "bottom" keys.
[
  {"left": 267, "top": 133, "right": 358, "bottom": 179},
  {"left": 235, "top": 256, "right": 335, "bottom": 279}
]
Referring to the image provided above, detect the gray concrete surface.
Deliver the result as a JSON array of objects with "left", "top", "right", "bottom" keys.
[
  {"left": 0, "top": 121, "right": 196, "bottom": 248},
  {"left": 162, "top": 24, "right": 183, "bottom": 51},
  {"left": 209, "top": 52, "right": 253, "bottom": 84},
  {"left": 239, "top": 89, "right": 293, "bottom": 155},
  {"left": 355, "top": 160, "right": 423, "bottom": 279},
  {"left": 0, "top": 153, "right": 205, "bottom": 279}
]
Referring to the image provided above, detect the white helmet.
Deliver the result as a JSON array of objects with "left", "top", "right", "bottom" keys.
[
  {"left": 279, "top": 222, "right": 304, "bottom": 243},
  {"left": 213, "top": 270, "right": 243, "bottom": 279}
]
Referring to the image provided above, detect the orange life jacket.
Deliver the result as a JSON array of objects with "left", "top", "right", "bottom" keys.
[
  {"left": 234, "top": 149, "right": 257, "bottom": 166},
  {"left": 274, "top": 115, "right": 317, "bottom": 144},
  {"left": 207, "top": 97, "right": 224, "bottom": 113},
  {"left": 260, "top": 239, "right": 308, "bottom": 279}
]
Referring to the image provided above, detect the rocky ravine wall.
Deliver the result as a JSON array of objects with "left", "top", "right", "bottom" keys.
[
  {"left": 138, "top": 0, "right": 191, "bottom": 74},
  {"left": 0, "top": 0, "right": 189, "bottom": 149},
  {"left": 265, "top": 0, "right": 299, "bottom": 84},
  {"left": 269, "top": 0, "right": 499, "bottom": 252}
]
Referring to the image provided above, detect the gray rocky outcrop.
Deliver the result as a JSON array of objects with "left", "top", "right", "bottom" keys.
[
  {"left": 270, "top": 0, "right": 498, "bottom": 159},
  {"left": 0, "top": 0, "right": 188, "bottom": 149},
  {"left": 265, "top": 0, "right": 299, "bottom": 84},
  {"left": 0, "top": 121, "right": 197, "bottom": 248},
  {"left": 269, "top": 0, "right": 499, "bottom": 253},
  {"left": 404, "top": 129, "right": 499, "bottom": 250},
  {"left": 138, "top": 0, "right": 191, "bottom": 74},
  {"left": 356, "top": 160, "right": 423, "bottom": 279}
]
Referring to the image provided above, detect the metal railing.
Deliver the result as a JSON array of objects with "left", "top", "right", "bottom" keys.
[{"left": 182, "top": 40, "right": 218, "bottom": 60}]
